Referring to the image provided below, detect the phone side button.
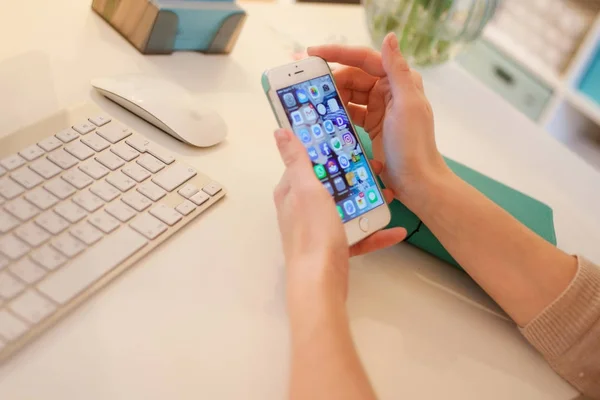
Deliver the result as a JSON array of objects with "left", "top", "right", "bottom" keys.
[{"left": 359, "top": 217, "right": 369, "bottom": 233}]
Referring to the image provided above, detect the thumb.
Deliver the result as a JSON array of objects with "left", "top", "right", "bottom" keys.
[
  {"left": 381, "top": 33, "right": 416, "bottom": 97},
  {"left": 274, "top": 129, "right": 313, "bottom": 173}
]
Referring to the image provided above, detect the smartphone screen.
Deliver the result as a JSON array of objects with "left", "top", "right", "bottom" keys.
[{"left": 277, "top": 74, "right": 385, "bottom": 222}]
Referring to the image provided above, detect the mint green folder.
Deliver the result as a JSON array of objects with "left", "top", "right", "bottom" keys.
[{"left": 356, "top": 128, "right": 557, "bottom": 269}]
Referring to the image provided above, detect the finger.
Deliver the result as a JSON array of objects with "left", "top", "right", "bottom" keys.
[
  {"left": 369, "top": 159, "right": 383, "bottom": 175},
  {"left": 346, "top": 103, "right": 367, "bottom": 127},
  {"left": 382, "top": 188, "right": 395, "bottom": 204},
  {"left": 380, "top": 33, "right": 417, "bottom": 97},
  {"left": 308, "top": 46, "right": 386, "bottom": 77},
  {"left": 411, "top": 70, "right": 424, "bottom": 93},
  {"left": 350, "top": 227, "right": 407, "bottom": 257},
  {"left": 333, "top": 67, "right": 378, "bottom": 105},
  {"left": 274, "top": 129, "right": 313, "bottom": 177},
  {"left": 338, "top": 88, "right": 370, "bottom": 106}
]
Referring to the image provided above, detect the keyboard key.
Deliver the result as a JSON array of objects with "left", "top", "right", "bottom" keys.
[
  {"left": 95, "top": 152, "right": 125, "bottom": 170},
  {"left": 54, "top": 201, "right": 87, "bottom": 223},
  {"left": 29, "top": 158, "right": 61, "bottom": 179},
  {"left": 47, "top": 149, "right": 78, "bottom": 169},
  {"left": 70, "top": 222, "right": 103, "bottom": 245},
  {"left": 130, "top": 213, "right": 167, "bottom": 240},
  {"left": 202, "top": 182, "right": 223, "bottom": 196},
  {"left": 178, "top": 184, "right": 199, "bottom": 199},
  {"left": 110, "top": 143, "right": 139, "bottom": 162},
  {"left": 190, "top": 191, "right": 209, "bottom": 206},
  {"left": 136, "top": 154, "right": 165, "bottom": 173},
  {"left": 0, "top": 210, "right": 20, "bottom": 233},
  {"left": 90, "top": 181, "right": 120, "bottom": 202},
  {"left": 78, "top": 159, "right": 109, "bottom": 179},
  {"left": 0, "top": 177, "right": 25, "bottom": 199},
  {"left": 0, "top": 154, "right": 26, "bottom": 171},
  {"left": 89, "top": 115, "right": 111, "bottom": 127},
  {"left": 72, "top": 121, "right": 95, "bottom": 135},
  {"left": 175, "top": 200, "right": 196, "bottom": 216},
  {"left": 24, "top": 187, "right": 59, "bottom": 210},
  {"left": 0, "top": 310, "right": 28, "bottom": 340},
  {"left": 19, "top": 144, "right": 45, "bottom": 161},
  {"left": 0, "top": 234, "right": 30, "bottom": 260},
  {"left": 72, "top": 190, "right": 104, "bottom": 212},
  {"left": 30, "top": 245, "right": 67, "bottom": 270},
  {"left": 106, "top": 171, "right": 135, "bottom": 192},
  {"left": 0, "top": 165, "right": 5, "bottom": 177},
  {"left": 35, "top": 212, "right": 70, "bottom": 235},
  {"left": 55, "top": 128, "right": 79, "bottom": 143},
  {"left": 125, "top": 136, "right": 150, "bottom": 152},
  {"left": 81, "top": 133, "right": 110, "bottom": 152},
  {"left": 61, "top": 169, "right": 93, "bottom": 189},
  {"left": 51, "top": 234, "right": 86, "bottom": 258},
  {"left": 4, "top": 198, "right": 40, "bottom": 221},
  {"left": 10, "top": 168, "right": 43, "bottom": 189},
  {"left": 121, "top": 192, "right": 152, "bottom": 212},
  {"left": 0, "top": 254, "right": 8, "bottom": 271},
  {"left": 88, "top": 211, "right": 120, "bottom": 233},
  {"left": 38, "top": 136, "right": 63, "bottom": 152},
  {"left": 137, "top": 181, "right": 166, "bottom": 201},
  {"left": 37, "top": 226, "right": 147, "bottom": 304},
  {"left": 149, "top": 204, "right": 182, "bottom": 226},
  {"left": 152, "top": 163, "right": 196, "bottom": 192},
  {"left": 9, "top": 290, "right": 56, "bottom": 324},
  {"left": 64, "top": 141, "right": 95, "bottom": 161},
  {"left": 44, "top": 179, "right": 76, "bottom": 199},
  {"left": 105, "top": 202, "right": 136, "bottom": 222},
  {"left": 15, "top": 222, "right": 51, "bottom": 247},
  {"left": 9, "top": 258, "right": 47, "bottom": 284},
  {"left": 96, "top": 122, "right": 131, "bottom": 143},
  {"left": 122, "top": 164, "right": 150, "bottom": 182},
  {"left": 147, "top": 147, "right": 175, "bottom": 165},
  {"left": 0, "top": 272, "right": 25, "bottom": 299}
]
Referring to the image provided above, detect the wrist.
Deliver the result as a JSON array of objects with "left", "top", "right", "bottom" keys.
[{"left": 397, "top": 161, "right": 456, "bottom": 214}]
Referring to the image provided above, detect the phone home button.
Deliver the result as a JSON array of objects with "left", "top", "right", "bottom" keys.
[{"left": 359, "top": 217, "right": 369, "bottom": 233}]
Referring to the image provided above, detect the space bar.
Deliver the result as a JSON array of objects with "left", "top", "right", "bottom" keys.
[{"left": 37, "top": 227, "right": 148, "bottom": 304}]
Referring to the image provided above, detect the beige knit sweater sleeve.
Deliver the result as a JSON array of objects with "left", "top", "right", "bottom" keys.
[{"left": 520, "top": 257, "right": 600, "bottom": 399}]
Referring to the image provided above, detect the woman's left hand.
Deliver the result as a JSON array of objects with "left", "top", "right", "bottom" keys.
[{"left": 273, "top": 128, "right": 407, "bottom": 303}]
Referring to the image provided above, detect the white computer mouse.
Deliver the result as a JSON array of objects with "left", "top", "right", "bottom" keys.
[{"left": 91, "top": 75, "right": 227, "bottom": 147}]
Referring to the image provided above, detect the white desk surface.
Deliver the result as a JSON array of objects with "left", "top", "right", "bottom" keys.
[{"left": 1, "top": 1, "right": 599, "bottom": 399}]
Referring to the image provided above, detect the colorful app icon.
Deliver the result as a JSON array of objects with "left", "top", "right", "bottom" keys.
[
  {"left": 323, "top": 120, "right": 335, "bottom": 134},
  {"left": 342, "top": 132, "right": 354, "bottom": 146},
  {"left": 323, "top": 182, "right": 334, "bottom": 195},
  {"left": 367, "top": 189, "right": 379, "bottom": 204},
  {"left": 302, "top": 106, "right": 317, "bottom": 123},
  {"left": 296, "top": 89, "right": 309, "bottom": 103},
  {"left": 356, "top": 193, "right": 367, "bottom": 209},
  {"left": 326, "top": 160, "right": 339, "bottom": 174},
  {"left": 335, "top": 116, "right": 345, "bottom": 127},
  {"left": 346, "top": 171, "right": 357, "bottom": 186},
  {"left": 319, "top": 142, "right": 332, "bottom": 156},
  {"left": 291, "top": 111, "right": 303, "bottom": 125},
  {"left": 356, "top": 167, "right": 368, "bottom": 181},
  {"left": 311, "top": 124, "right": 325, "bottom": 140},
  {"left": 314, "top": 164, "right": 327, "bottom": 179},
  {"left": 307, "top": 146, "right": 319, "bottom": 161},
  {"left": 338, "top": 155, "right": 350, "bottom": 169},
  {"left": 351, "top": 152, "right": 361, "bottom": 163},
  {"left": 308, "top": 86, "right": 320, "bottom": 98},
  {"left": 328, "top": 98, "right": 340, "bottom": 112},
  {"left": 343, "top": 200, "right": 356, "bottom": 215},
  {"left": 333, "top": 177, "right": 346, "bottom": 192},
  {"left": 317, "top": 104, "right": 327, "bottom": 115},
  {"left": 330, "top": 137, "right": 343, "bottom": 153},
  {"left": 297, "top": 128, "right": 311, "bottom": 144},
  {"left": 322, "top": 82, "right": 332, "bottom": 94},
  {"left": 336, "top": 205, "right": 344, "bottom": 219},
  {"left": 283, "top": 93, "right": 296, "bottom": 108}
]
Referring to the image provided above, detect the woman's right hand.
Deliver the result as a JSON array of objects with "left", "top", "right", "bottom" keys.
[{"left": 308, "top": 33, "right": 450, "bottom": 208}]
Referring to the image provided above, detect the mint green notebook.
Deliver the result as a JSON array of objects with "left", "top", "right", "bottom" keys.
[{"left": 356, "top": 128, "right": 557, "bottom": 268}]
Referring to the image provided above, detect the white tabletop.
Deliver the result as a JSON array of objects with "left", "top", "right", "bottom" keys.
[{"left": 1, "top": 1, "right": 599, "bottom": 399}]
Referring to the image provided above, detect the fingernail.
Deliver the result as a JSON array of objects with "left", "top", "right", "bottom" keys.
[
  {"left": 274, "top": 129, "right": 289, "bottom": 145},
  {"left": 388, "top": 33, "right": 399, "bottom": 52},
  {"left": 306, "top": 46, "right": 314, "bottom": 53}
]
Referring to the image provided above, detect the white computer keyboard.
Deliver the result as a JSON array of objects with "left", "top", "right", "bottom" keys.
[{"left": 0, "top": 103, "right": 225, "bottom": 363}]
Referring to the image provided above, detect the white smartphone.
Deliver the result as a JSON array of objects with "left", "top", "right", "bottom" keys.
[{"left": 262, "top": 56, "right": 391, "bottom": 245}]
